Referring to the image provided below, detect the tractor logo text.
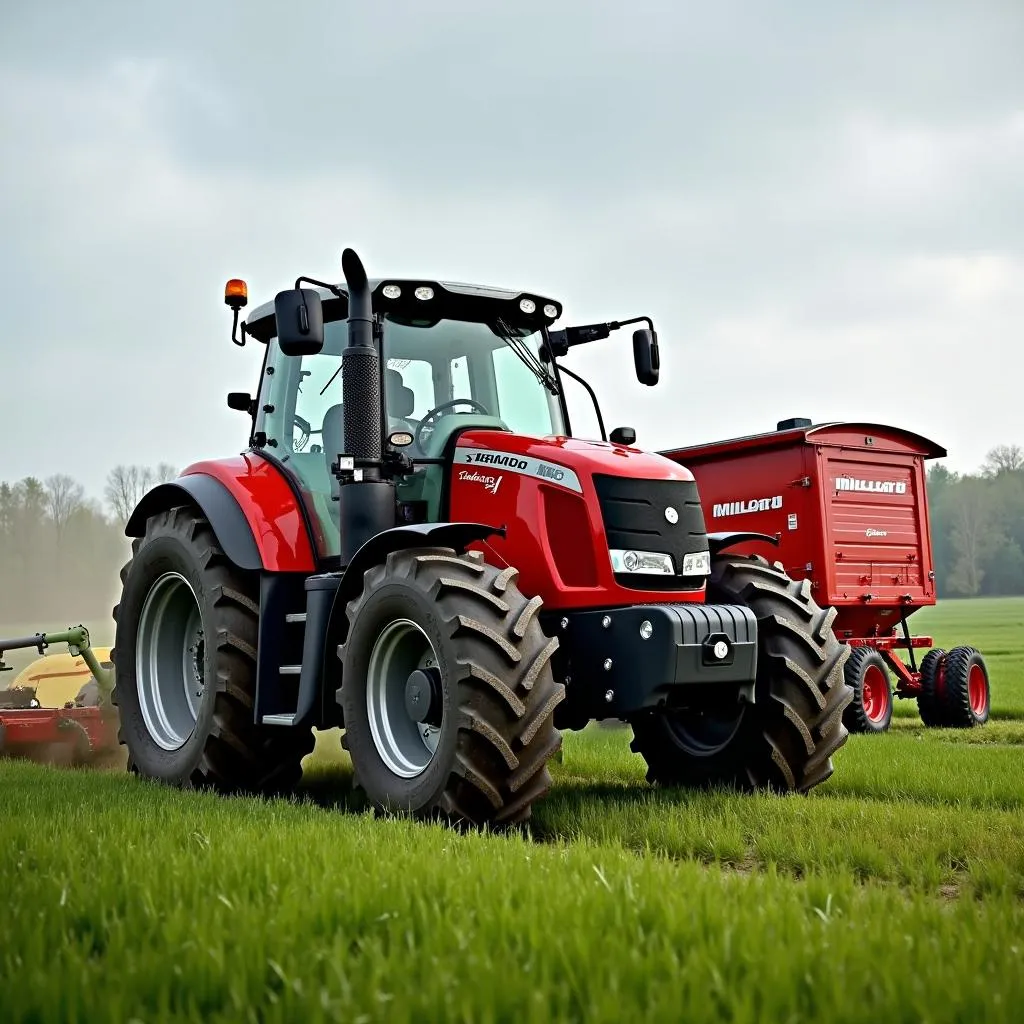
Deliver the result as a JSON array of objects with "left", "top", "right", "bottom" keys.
[
  {"left": 836, "top": 478, "right": 907, "bottom": 494},
  {"left": 468, "top": 453, "right": 529, "bottom": 470},
  {"left": 460, "top": 447, "right": 584, "bottom": 493},
  {"left": 865, "top": 528, "right": 888, "bottom": 538},
  {"left": 712, "top": 495, "right": 783, "bottom": 518},
  {"left": 459, "top": 470, "right": 502, "bottom": 495}
]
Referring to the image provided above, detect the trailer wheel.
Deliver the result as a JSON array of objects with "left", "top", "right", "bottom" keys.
[
  {"left": 916, "top": 648, "right": 948, "bottom": 727},
  {"left": 111, "top": 506, "right": 315, "bottom": 793},
  {"left": 940, "top": 646, "right": 990, "bottom": 727},
  {"left": 338, "top": 547, "right": 564, "bottom": 827},
  {"left": 630, "top": 555, "right": 853, "bottom": 793},
  {"left": 841, "top": 648, "right": 893, "bottom": 733}
]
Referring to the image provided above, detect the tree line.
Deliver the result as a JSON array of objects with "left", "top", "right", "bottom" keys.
[
  {"left": 0, "top": 447, "right": 1022, "bottom": 626},
  {"left": 0, "top": 464, "right": 177, "bottom": 626}
]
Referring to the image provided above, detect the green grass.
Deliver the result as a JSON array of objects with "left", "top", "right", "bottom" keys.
[{"left": 2, "top": 599, "right": 1024, "bottom": 1022}]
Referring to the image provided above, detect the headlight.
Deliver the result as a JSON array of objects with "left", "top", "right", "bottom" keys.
[
  {"left": 609, "top": 549, "right": 675, "bottom": 575},
  {"left": 682, "top": 551, "right": 711, "bottom": 576}
]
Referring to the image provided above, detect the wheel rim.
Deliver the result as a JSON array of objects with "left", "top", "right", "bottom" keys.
[
  {"left": 665, "top": 706, "right": 745, "bottom": 756},
  {"left": 136, "top": 572, "right": 205, "bottom": 752},
  {"left": 968, "top": 664, "right": 988, "bottom": 716},
  {"left": 366, "top": 619, "right": 443, "bottom": 779},
  {"left": 861, "top": 665, "right": 890, "bottom": 723}
]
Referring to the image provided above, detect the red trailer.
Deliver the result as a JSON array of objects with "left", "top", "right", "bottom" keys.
[{"left": 662, "top": 419, "right": 991, "bottom": 733}]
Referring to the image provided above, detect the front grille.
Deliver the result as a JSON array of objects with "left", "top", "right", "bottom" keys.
[{"left": 593, "top": 474, "right": 709, "bottom": 591}]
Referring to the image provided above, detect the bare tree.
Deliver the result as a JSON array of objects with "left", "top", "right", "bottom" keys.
[
  {"left": 983, "top": 444, "right": 1024, "bottom": 476},
  {"left": 44, "top": 474, "right": 85, "bottom": 543},
  {"left": 104, "top": 465, "right": 155, "bottom": 522},
  {"left": 154, "top": 462, "right": 179, "bottom": 484}
]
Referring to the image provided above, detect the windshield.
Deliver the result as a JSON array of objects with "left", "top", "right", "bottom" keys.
[{"left": 254, "top": 314, "right": 565, "bottom": 558}]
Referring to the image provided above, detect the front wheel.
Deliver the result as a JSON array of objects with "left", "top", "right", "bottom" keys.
[
  {"left": 338, "top": 547, "right": 565, "bottom": 827},
  {"left": 630, "top": 555, "right": 854, "bottom": 793}
]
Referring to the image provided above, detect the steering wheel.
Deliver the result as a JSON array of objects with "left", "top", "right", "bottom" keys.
[
  {"left": 414, "top": 398, "right": 490, "bottom": 451},
  {"left": 292, "top": 414, "right": 318, "bottom": 452}
]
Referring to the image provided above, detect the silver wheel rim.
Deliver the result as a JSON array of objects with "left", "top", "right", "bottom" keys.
[
  {"left": 366, "top": 619, "right": 442, "bottom": 778},
  {"left": 136, "top": 572, "right": 205, "bottom": 751}
]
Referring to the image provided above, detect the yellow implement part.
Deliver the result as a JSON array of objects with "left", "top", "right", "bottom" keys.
[{"left": 6, "top": 648, "right": 113, "bottom": 708}]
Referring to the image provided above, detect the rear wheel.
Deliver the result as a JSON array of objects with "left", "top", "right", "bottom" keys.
[
  {"left": 917, "top": 648, "right": 948, "bottom": 727},
  {"left": 338, "top": 547, "right": 564, "bottom": 827},
  {"left": 111, "top": 506, "right": 314, "bottom": 792},
  {"left": 630, "top": 555, "right": 853, "bottom": 793},
  {"left": 841, "top": 648, "right": 893, "bottom": 733},
  {"left": 941, "top": 646, "right": 990, "bottom": 727}
]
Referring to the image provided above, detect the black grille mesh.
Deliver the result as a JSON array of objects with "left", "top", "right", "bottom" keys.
[{"left": 593, "top": 474, "right": 709, "bottom": 591}]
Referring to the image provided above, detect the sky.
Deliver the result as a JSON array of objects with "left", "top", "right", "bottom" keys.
[{"left": 1, "top": 0, "right": 1022, "bottom": 502}]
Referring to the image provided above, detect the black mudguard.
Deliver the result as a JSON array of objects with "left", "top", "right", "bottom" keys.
[
  {"left": 124, "top": 477, "right": 262, "bottom": 571},
  {"left": 707, "top": 531, "right": 779, "bottom": 558}
]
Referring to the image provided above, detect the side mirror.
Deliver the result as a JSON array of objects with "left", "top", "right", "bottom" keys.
[
  {"left": 227, "top": 392, "right": 255, "bottom": 415},
  {"left": 275, "top": 288, "right": 324, "bottom": 356},
  {"left": 632, "top": 328, "right": 659, "bottom": 386},
  {"left": 610, "top": 426, "right": 636, "bottom": 446}
]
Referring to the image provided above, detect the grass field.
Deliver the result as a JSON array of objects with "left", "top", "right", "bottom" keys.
[{"left": 1, "top": 598, "right": 1023, "bottom": 1022}]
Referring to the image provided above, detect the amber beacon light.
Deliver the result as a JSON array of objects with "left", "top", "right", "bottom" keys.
[{"left": 224, "top": 278, "right": 248, "bottom": 310}]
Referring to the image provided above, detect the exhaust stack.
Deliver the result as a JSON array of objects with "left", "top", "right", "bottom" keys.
[{"left": 337, "top": 247, "right": 395, "bottom": 564}]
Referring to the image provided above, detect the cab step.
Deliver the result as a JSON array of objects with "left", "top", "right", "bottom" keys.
[{"left": 262, "top": 713, "right": 296, "bottom": 726}]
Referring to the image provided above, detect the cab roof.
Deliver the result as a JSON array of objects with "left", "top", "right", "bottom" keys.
[{"left": 245, "top": 278, "right": 563, "bottom": 342}]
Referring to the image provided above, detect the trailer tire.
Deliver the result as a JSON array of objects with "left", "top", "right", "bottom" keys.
[
  {"left": 338, "top": 547, "right": 564, "bottom": 827},
  {"left": 841, "top": 648, "right": 893, "bottom": 733},
  {"left": 630, "top": 555, "right": 853, "bottom": 793},
  {"left": 940, "top": 646, "right": 990, "bottom": 728},
  {"left": 111, "top": 506, "right": 314, "bottom": 794},
  {"left": 917, "top": 648, "right": 948, "bottom": 727}
]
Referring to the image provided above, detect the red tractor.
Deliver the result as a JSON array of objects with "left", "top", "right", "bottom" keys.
[
  {"left": 663, "top": 419, "right": 992, "bottom": 734},
  {"left": 109, "top": 248, "right": 852, "bottom": 826}
]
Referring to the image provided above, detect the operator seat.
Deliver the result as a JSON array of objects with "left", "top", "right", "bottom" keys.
[{"left": 385, "top": 368, "right": 416, "bottom": 431}]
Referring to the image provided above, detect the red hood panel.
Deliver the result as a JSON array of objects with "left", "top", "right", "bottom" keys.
[{"left": 456, "top": 431, "right": 695, "bottom": 484}]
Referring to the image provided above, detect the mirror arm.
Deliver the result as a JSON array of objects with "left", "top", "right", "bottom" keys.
[
  {"left": 295, "top": 276, "right": 346, "bottom": 300},
  {"left": 556, "top": 362, "right": 607, "bottom": 442},
  {"left": 231, "top": 310, "right": 247, "bottom": 348}
]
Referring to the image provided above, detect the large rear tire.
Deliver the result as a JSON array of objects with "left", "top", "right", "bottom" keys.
[
  {"left": 917, "top": 648, "right": 948, "bottom": 727},
  {"left": 630, "top": 555, "right": 853, "bottom": 793},
  {"left": 338, "top": 547, "right": 564, "bottom": 827},
  {"left": 111, "top": 506, "right": 314, "bottom": 793},
  {"left": 940, "top": 645, "right": 990, "bottom": 727},
  {"left": 841, "top": 647, "right": 893, "bottom": 734}
]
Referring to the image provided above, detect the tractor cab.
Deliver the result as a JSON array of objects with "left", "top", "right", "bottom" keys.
[{"left": 240, "top": 281, "right": 567, "bottom": 558}]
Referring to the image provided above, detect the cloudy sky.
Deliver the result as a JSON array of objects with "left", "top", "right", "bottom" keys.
[{"left": 2, "top": 0, "right": 1022, "bottom": 501}]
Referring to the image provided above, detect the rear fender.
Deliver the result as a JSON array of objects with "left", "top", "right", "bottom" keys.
[
  {"left": 125, "top": 478, "right": 262, "bottom": 570},
  {"left": 124, "top": 455, "right": 317, "bottom": 573}
]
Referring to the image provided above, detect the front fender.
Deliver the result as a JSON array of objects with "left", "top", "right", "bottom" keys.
[
  {"left": 707, "top": 531, "right": 780, "bottom": 558},
  {"left": 335, "top": 521, "right": 506, "bottom": 616}
]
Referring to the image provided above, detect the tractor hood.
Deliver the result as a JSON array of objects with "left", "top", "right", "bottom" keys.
[{"left": 454, "top": 430, "right": 696, "bottom": 489}]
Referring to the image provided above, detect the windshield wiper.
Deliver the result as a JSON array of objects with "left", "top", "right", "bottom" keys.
[{"left": 493, "top": 317, "right": 559, "bottom": 395}]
